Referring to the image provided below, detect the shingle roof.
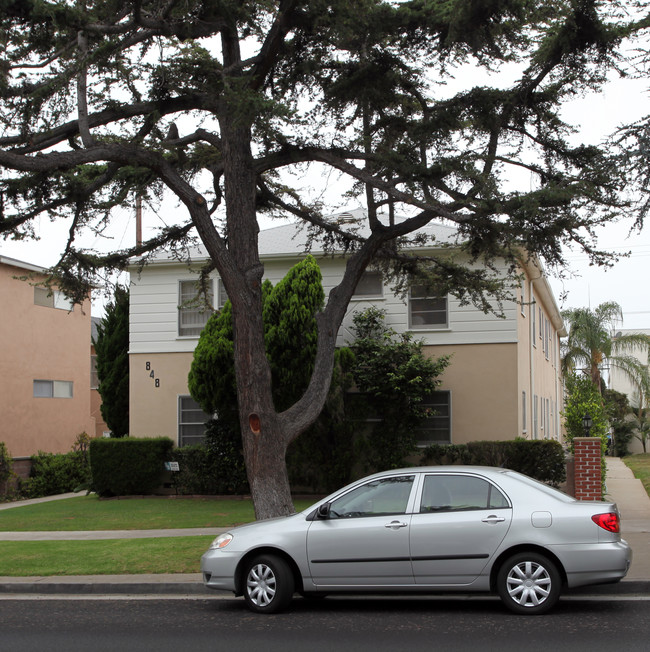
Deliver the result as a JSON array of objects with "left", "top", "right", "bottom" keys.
[{"left": 145, "top": 208, "right": 460, "bottom": 263}]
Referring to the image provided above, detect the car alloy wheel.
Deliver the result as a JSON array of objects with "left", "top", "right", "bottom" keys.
[
  {"left": 497, "top": 552, "right": 561, "bottom": 615},
  {"left": 243, "top": 554, "right": 294, "bottom": 614}
]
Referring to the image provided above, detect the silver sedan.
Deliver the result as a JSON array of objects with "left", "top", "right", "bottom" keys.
[{"left": 201, "top": 466, "right": 631, "bottom": 615}]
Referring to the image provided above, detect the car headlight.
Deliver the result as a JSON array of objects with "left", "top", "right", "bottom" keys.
[{"left": 209, "top": 533, "right": 233, "bottom": 550}]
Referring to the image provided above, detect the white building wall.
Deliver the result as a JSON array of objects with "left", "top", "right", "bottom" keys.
[{"left": 129, "top": 254, "right": 519, "bottom": 355}]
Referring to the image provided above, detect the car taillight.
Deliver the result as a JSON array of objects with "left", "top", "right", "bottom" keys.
[{"left": 592, "top": 512, "right": 620, "bottom": 533}]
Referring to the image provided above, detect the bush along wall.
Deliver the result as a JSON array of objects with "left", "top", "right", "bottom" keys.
[
  {"left": 170, "top": 419, "right": 249, "bottom": 495},
  {"left": 21, "top": 450, "right": 91, "bottom": 498},
  {"left": 0, "top": 442, "right": 14, "bottom": 500},
  {"left": 420, "top": 439, "right": 566, "bottom": 487},
  {"left": 89, "top": 437, "right": 174, "bottom": 497}
]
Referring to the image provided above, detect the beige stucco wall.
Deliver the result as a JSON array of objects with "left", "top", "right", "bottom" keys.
[
  {"left": 0, "top": 261, "right": 95, "bottom": 458},
  {"left": 129, "top": 352, "right": 195, "bottom": 441},
  {"left": 515, "top": 272, "right": 564, "bottom": 442},
  {"left": 423, "top": 342, "right": 519, "bottom": 444},
  {"left": 131, "top": 344, "right": 521, "bottom": 447}
]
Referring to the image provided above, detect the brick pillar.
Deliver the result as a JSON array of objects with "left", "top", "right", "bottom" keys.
[{"left": 573, "top": 437, "right": 603, "bottom": 501}]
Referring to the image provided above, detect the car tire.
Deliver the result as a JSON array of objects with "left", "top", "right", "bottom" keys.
[
  {"left": 242, "top": 554, "right": 294, "bottom": 614},
  {"left": 496, "top": 552, "right": 561, "bottom": 615}
]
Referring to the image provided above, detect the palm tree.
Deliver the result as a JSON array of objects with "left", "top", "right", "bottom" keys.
[{"left": 561, "top": 301, "right": 650, "bottom": 395}]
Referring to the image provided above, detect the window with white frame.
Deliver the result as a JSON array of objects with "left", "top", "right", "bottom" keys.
[
  {"left": 178, "top": 279, "right": 214, "bottom": 337},
  {"left": 532, "top": 299, "right": 536, "bottom": 344},
  {"left": 34, "top": 287, "right": 74, "bottom": 311},
  {"left": 33, "top": 380, "right": 73, "bottom": 398},
  {"left": 353, "top": 271, "right": 383, "bottom": 298},
  {"left": 415, "top": 391, "right": 451, "bottom": 445},
  {"left": 178, "top": 396, "right": 211, "bottom": 447},
  {"left": 522, "top": 391, "right": 527, "bottom": 433},
  {"left": 409, "top": 285, "right": 448, "bottom": 329},
  {"left": 217, "top": 278, "right": 229, "bottom": 309}
]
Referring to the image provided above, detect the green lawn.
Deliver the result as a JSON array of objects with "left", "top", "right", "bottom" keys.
[
  {"left": 0, "top": 537, "right": 214, "bottom": 576},
  {"left": 0, "top": 495, "right": 317, "bottom": 531},
  {"left": 623, "top": 453, "right": 650, "bottom": 497},
  {"left": 0, "top": 495, "right": 318, "bottom": 576}
]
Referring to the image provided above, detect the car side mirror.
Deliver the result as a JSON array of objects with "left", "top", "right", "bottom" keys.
[{"left": 317, "top": 503, "right": 331, "bottom": 519}]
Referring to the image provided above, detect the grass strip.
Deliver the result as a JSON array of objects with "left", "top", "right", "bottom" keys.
[
  {"left": 623, "top": 453, "right": 650, "bottom": 498},
  {"left": 0, "top": 536, "right": 214, "bottom": 576},
  {"left": 0, "top": 495, "right": 316, "bottom": 531}
]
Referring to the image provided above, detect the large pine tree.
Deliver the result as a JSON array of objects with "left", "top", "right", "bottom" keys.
[{"left": 1, "top": 1, "right": 645, "bottom": 517}]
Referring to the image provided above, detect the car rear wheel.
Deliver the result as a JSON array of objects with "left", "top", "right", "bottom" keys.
[
  {"left": 497, "top": 552, "right": 561, "bottom": 615},
  {"left": 243, "top": 555, "right": 294, "bottom": 614}
]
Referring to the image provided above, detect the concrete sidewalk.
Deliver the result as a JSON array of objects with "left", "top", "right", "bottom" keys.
[{"left": 1, "top": 458, "right": 649, "bottom": 596}]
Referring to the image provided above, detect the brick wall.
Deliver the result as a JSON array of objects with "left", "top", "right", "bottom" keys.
[{"left": 573, "top": 437, "right": 603, "bottom": 500}]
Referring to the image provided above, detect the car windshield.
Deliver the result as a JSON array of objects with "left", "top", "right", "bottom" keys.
[
  {"left": 328, "top": 475, "right": 415, "bottom": 518},
  {"left": 503, "top": 471, "right": 575, "bottom": 503}
]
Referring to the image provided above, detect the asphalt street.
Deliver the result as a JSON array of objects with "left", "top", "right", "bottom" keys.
[{"left": 0, "top": 595, "right": 649, "bottom": 652}]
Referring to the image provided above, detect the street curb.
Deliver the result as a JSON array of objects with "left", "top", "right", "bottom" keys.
[
  {"left": 566, "top": 579, "right": 650, "bottom": 595},
  {"left": 0, "top": 581, "right": 213, "bottom": 595},
  {"left": 0, "top": 579, "right": 647, "bottom": 597}
]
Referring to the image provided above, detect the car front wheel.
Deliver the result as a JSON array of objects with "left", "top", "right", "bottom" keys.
[
  {"left": 242, "top": 554, "right": 294, "bottom": 614},
  {"left": 496, "top": 552, "right": 561, "bottom": 615}
]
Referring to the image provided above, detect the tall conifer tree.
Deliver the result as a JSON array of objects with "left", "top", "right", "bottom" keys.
[{"left": 94, "top": 286, "right": 130, "bottom": 437}]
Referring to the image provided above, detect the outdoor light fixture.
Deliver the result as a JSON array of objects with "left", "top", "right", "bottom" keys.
[{"left": 582, "top": 413, "right": 593, "bottom": 436}]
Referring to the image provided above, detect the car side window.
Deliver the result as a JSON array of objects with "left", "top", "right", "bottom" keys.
[
  {"left": 419, "top": 475, "right": 509, "bottom": 513},
  {"left": 328, "top": 475, "right": 415, "bottom": 519}
]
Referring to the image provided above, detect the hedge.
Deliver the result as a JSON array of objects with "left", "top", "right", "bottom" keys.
[
  {"left": 420, "top": 439, "right": 566, "bottom": 487},
  {"left": 89, "top": 437, "right": 174, "bottom": 497}
]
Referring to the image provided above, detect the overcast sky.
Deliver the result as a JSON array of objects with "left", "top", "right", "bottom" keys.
[{"left": 2, "top": 30, "right": 650, "bottom": 330}]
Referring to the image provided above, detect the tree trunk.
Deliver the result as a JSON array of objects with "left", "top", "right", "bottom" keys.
[
  {"left": 217, "top": 28, "right": 296, "bottom": 518},
  {"left": 240, "top": 409, "right": 294, "bottom": 519}
]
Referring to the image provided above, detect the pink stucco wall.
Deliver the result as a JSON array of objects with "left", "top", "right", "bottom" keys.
[{"left": 0, "top": 259, "right": 95, "bottom": 458}]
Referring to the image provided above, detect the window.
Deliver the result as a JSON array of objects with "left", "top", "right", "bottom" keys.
[
  {"left": 90, "top": 355, "right": 98, "bottom": 389},
  {"left": 544, "top": 318, "right": 550, "bottom": 359},
  {"left": 33, "top": 380, "right": 73, "bottom": 398},
  {"left": 34, "top": 287, "right": 73, "bottom": 311},
  {"left": 409, "top": 285, "right": 448, "bottom": 329},
  {"left": 217, "top": 278, "right": 229, "bottom": 309},
  {"left": 531, "top": 299, "right": 536, "bottom": 344},
  {"left": 328, "top": 475, "right": 415, "bottom": 518},
  {"left": 415, "top": 391, "right": 451, "bottom": 445},
  {"left": 353, "top": 271, "right": 383, "bottom": 298},
  {"left": 178, "top": 280, "right": 214, "bottom": 337},
  {"left": 533, "top": 394, "right": 538, "bottom": 438},
  {"left": 178, "top": 396, "right": 211, "bottom": 447},
  {"left": 522, "top": 391, "right": 527, "bottom": 433},
  {"left": 419, "top": 475, "right": 509, "bottom": 513}
]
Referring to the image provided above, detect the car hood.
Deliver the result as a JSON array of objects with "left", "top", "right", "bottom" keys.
[{"left": 227, "top": 511, "right": 305, "bottom": 534}]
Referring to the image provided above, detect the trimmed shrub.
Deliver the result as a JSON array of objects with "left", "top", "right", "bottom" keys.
[
  {"left": 90, "top": 437, "right": 174, "bottom": 497},
  {"left": 420, "top": 439, "right": 566, "bottom": 487}
]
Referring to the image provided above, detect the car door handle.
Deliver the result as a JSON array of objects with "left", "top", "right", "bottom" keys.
[
  {"left": 481, "top": 515, "right": 506, "bottom": 524},
  {"left": 384, "top": 520, "right": 408, "bottom": 530}
]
